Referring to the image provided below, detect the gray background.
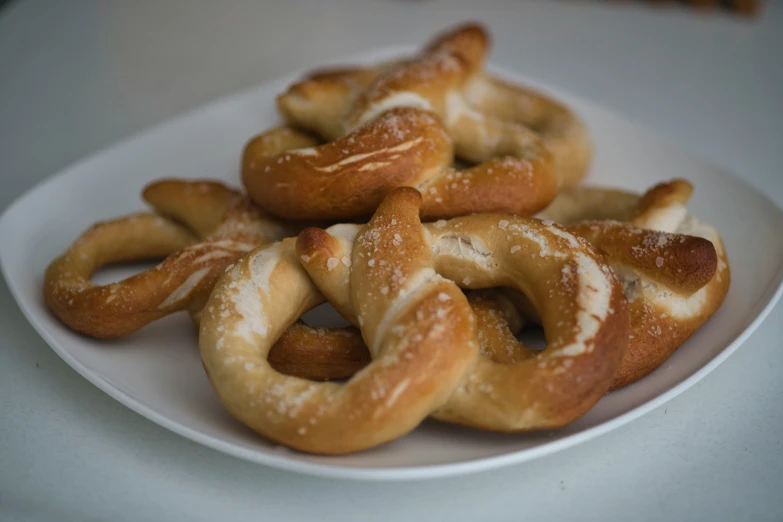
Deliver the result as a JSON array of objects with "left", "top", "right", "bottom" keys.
[{"left": 1, "top": 1, "right": 781, "bottom": 521}]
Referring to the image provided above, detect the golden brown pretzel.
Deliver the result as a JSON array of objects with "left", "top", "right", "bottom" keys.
[
  {"left": 238, "top": 180, "right": 729, "bottom": 391},
  {"left": 265, "top": 290, "right": 527, "bottom": 381},
  {"left": 243, "top": 23, "right": 569, "bottom": 222},
  {"left": 44, "top": 179, "right": 298, "bottom": 338},
  {"left": 200, "top": 188, "right": 479, "bottom": 454},
  {"left": 276, "top": 34, "right": 591, "bottom": 188},
  {"left": 266, "top": 324, "right": 371, "bottom": 381},
  {"left": 294, "top": 189, "right": 629, "bottom": 431},
  {"left": 539, "top": 179, "right": 731, "bottom": 388},
  {"left": 199, "top": 188, "right": 628, "bottom": 453}
]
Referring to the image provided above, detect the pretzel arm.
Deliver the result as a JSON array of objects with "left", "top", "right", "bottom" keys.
[
  {"left": 567, "top": 221, "right": 718, "bottom": 295},
  {"left": 44, "top": 213, "right": 198, "bottom": 338}
]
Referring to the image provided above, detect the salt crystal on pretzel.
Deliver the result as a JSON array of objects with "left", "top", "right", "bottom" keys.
[
  {"left": 199, "top": 188, "right": 628, "bottom": 453},
  {"left": 243, "top": 23, "right": 587, "bottom": 222},
  {"left": 252, "top": 179, "right": 730, "bottom": 392},
  {"left": 44, "top": 179, "right": 298, "bottom": 338},
  {"left": 539, "top": 179, "right": 731, "bottom": 388},
  {"left": 275, "top": 24, "right": 591, "bottom": 190}
]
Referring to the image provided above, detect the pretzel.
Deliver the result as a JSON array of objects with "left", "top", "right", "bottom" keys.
[
  {"left": 266, "top": 324, "right": 370, "bottom": 381},
  {"left": 276, "top": 28, "right": 591, "bottom": 189},
  {"left": 539, "top": 179, "right": 731, "bottom": 388},
  {"left": 242, "top": 23, "right": 576, "bottom": 222},
  {"left": 44, "top": 179, "right": 298, "bottom": 338},
  {"left": 239, "top": 180, "right": 729, "bottom": 391},
  {"left": 199, "top": 188, "right": 628, "bottom": 454},
  {"left": 266, "top": 290, "right": 528, "bottom": 381}
]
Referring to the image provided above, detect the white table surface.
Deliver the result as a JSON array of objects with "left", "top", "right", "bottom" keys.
[{"left": 1, "top": 1, "right": 781, "bottom": 520}]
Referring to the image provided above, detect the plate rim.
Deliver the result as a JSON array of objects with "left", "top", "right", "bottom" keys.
[{"left": 2, "top": 46, "right": 783, "bottom": 482}]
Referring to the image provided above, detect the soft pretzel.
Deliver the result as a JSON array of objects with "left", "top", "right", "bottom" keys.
[
  {"left": 266, "top": 324, "right": 370, "bottom": 382},
  {"left": 237, "top": 180, "right": 729, "bottom": 391},
  {"left": 277, "top": 28, "right": 591, "bottom": 188},
  {"left": 200, "top": 188, "right": 479, "bottom": 454},
  {"left": 44, "top": 179, "right": 297, "bottom": 338},
  {"left": 242, "top": 23, "right": 570, "bottom": 222},
  {"left": 199, "top": 188, "right": 628, "bottom": 453},
  {"left": 266, "top": 290, "right": 527, "bottom": 381},
  {"left": 540, "top": 179, "right": 731, "bottom": 388}
]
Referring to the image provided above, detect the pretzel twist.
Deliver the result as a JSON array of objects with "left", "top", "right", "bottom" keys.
[
  {"left": 542, "top": 179, "right": 731, "bottom": 388},
  {"left": 243, "top": 23, "right": 580, "bottom": 222},
  {"left": 243, "top": 180, "right": 729, "bottom": 391},
  {"left": 199, "top": 188, "right": 628, "bottom": 453},
  {"left": 200, "top": 189, "right": 479, "bottom": 454},
  {"left": 266, "top": 290, "right": 527, "bottom": 382},
  {"left": 277, "top": 28, "right": 591, "bottom": 188},
  {"left": 44, "top": 180, "right": 298, "bottom": 338}
]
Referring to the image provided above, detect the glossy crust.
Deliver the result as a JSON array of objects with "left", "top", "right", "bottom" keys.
[
  {"left": 267, "top": 324, "right": 370, "bottom": 381},
  {"left": 43, "top": 180, "right": 298, "bottom": 338},
  {"left": 200, "top": 189, "right": 628, "bottom": 453},
  {"left": 266, "top": 291, "right": 527, "bottom": 382},
  {"left": 242, "top": 180, "right": 731, "bottom": 392},
  {"left": 277, "top": 24, "right": 592, "bottom": 190},
  {"left": 243, "top": 23, "right": 585, "bottom": 221},
  {"left": 200, "top": 189, "right": 479, "bottom": 454},
  {"left": 540, "top": 179, "right": 731, "bottom": 388}
]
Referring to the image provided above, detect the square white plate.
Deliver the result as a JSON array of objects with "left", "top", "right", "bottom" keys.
[{"left": 2, "top": 47, "right": 783, "bottom": 481}]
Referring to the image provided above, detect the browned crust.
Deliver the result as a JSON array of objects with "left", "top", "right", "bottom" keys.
[
  {"left": 243, "top": 109, "right": 453, "bottom": 221},
  {"left": 631, "top": 178, "right": 693, "bottom": 227},
  {"left": 545, "top": 180, "right": 730, "bottom": 389},
  {"left": 496, "top": 281, "right": 629, "bottom": 430},
  {"left": 142, "top": 179, "right": 240, "bottom": 237},
  {"left": 568, "top": 221, "right": 717, "bottom": 295},
  {"left": 43, "top": 180, "right": 292, "bottom": 338},
  {"left": 422, "top": 22, "right": 491, "bottom": 65},
  {"left": 610, "top": 261, "right": 730, "bottom": 390},
  {"left": 268, "top": 324, "right": 369, "bottom": 381},
  {"left": 250, "top": 23, "right": 566, "bottom": 222},
  {"left": 290, "top": 191, "right": 629, "bottom": 433},
  {"left": 264, "top": 290, "right": 530, "bottom": 382},
  {"left": 44, "top": 213, "right": 199, "bottom": 338},
  {"left": 419, "top": 154, "right": 559, "bottom": 221},
  {"left": 262, "top": 181, "right": 730, "bottom": 400},
  {"left": 199, "top": 188, "right": 479, "bottom": 454}
]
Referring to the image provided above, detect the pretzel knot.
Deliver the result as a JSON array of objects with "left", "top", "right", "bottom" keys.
[
  {"left": 258, "top": 179, "right": 730, "bottom": 391},
  {"left": 44, "top": 180, "right": 297, "bottom": 338},
  {"left": 199, "top": 188, "right": 628, "bottom": 454},
  {"left": 242, "top": 23, "right": 587, "bottom": 221},
  {"left": 541, "top": 179, "right": 731, "bottom": 388}
]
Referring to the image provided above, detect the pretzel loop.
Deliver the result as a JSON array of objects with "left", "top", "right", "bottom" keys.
[
  {"left": 200, "top": 190, "right": 478, "bottom": 454},
  {"left": 235, "top": 180, "right": 730, "bottom": 392},
  {"left": 277, "top": 26, "right": 591, "bottom": 189},
  {"left": 539, "top": 179, "right": 731, "bottom": 388},
  {"left": 200, "top": 188, "right": 628, "bottom": 453},
  {"left": 243, "top": 24, "right": 578, "bottom": 222},
  {"left": 44, "top": 180, "right": 297, "bottom": 338}
]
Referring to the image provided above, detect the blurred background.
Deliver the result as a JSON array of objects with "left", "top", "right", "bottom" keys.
[{"left": 0, "top": 2, "right": 780, "bottom": 521}]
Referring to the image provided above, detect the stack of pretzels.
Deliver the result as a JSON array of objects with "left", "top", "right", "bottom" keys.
[{"left": 43, "top": 23, "right": 730, "bottom": 455}]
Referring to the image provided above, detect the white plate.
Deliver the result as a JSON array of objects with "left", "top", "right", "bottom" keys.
[{"left": 2, "top": 46, "right": 783, "bottom": 482}]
